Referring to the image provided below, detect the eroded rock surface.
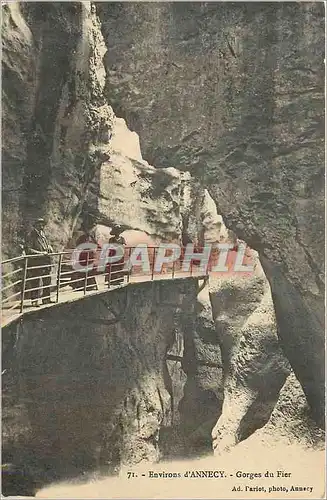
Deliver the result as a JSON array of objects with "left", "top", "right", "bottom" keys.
[
  {"left": 83, "top": 116, "right": 225, "bottom": 247},
  {"left": 1, "top": 2, "right": 324, "bottom": 490},
  {"left": 2, "top": 1, "right": 226, "bottom": 257},
  {"left": 210, "top": 254, "right": 291, "bottom": 452},
  {"left": 236, "top": 372, "right": 325, "bottom": 451},
  {"left": 2, "top": 3, "right": 36, "bottom": 259},
  {"left": 2, "top": 2, "right": 113, "bottom": 257},
  {"left": 2, "top": 279, "right": 200, "bottom": 485},
  {"left": 179, "top": 278, "right": 223, "bottom": 454},
  {"left": 97, "top": 2, "right": 325, "bottom": 422}
]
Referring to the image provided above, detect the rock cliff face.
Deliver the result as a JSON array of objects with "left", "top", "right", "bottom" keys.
[
  {"left": 2, "top": 2, "right": 224, "bottom": 257},
  {"left": 3, "top": 272, "right": 298, "bottom": 490},
  {"left": 175, "top": 278, "right": 224, "bottom": 456},
  {"left": 2, "top": 279, "right": 199, "bottom": 483},
  {"left": 97, "top": 2, "right": 325, "bottom": 423},
  {"left": 209, "top": 256, "right": 291, "bottom": 452},
  {"left": 84, "top": 117, "right": 224, "bottom": 245},
  {"left": 2, "top": 3, "right": 35, "bottom": 257},
  {"left": 2, "top": 2, "right": 113, "bottom": 258},
  {"left": 1, "top": 2, "right": 325, "bottom": 493}
]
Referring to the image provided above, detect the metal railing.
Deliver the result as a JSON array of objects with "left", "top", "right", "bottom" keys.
[{"left": 1, "top": 246, "right": 211, "bottom": 324}]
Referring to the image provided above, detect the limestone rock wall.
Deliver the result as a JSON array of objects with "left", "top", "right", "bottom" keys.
[
  {"left": 179, "top": 278, "right": 224, "bottom": 455},
  {"left": 2, "top": 2, "right": 114, "bottom": 258},
  {"left": 83, "top": 116, "right": 225, "bottom": 246},
  {"left": 2, "top": 2, "right": 225, "bottom": 287},
  {"left": 1, "top": 4, "right": 324, "bottom": 493},
  {"left": 209, "top": 252, "right": 291, "bottom": 453},
  {"left": 2, "top": 3, "right": 36, "bottom": 258},
  {"left": 97, "top": 2, "right": 325, "bottom": 423},
  {"left": 2, "top": 279, "right": 199, "bottom": 483},
  {"left": 234, "top": 372, "right": 325, "bottom": 451}
]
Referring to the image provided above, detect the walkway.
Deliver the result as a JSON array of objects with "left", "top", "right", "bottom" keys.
[{"left": 1, "top": 247, "right": 207, "bottom": 328}]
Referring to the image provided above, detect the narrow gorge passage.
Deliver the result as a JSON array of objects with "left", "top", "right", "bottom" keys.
[{"left": 1, "top": 1, "right": 325, "bottom": 498}]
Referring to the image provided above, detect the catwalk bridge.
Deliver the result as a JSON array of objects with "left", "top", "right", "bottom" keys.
[{"left": 1, "top": 246, "right": 210, "bottom": 327}]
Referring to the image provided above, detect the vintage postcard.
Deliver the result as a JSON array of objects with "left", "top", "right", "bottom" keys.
[{"left": 1, "top": 1, "right": 325, "bottom": 499}]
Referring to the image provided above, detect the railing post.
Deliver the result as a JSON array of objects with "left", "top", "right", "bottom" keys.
[
  {"left": 84, "top": 251, "right": 90, "bottom": 295},
  {"left": 107, "top": 259, "right": 111, "bottom": 289},
  {"left": 126, "top": 247, "right": 132, "bottom": 284},
  {"left": 190, "top": 259, "right": 193, "bottom": 277},
  {"left": 151, "top": 247, "right": 156, "bottom": 280},
  {"left": 20, "top": 257, "right": 28, "bottom": 313},
  {"left": 56, "top": 253, "right": 63, "bottom": 303},
  {"left": 172, "top": 258, "right": 175, "bottom": 279}
]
